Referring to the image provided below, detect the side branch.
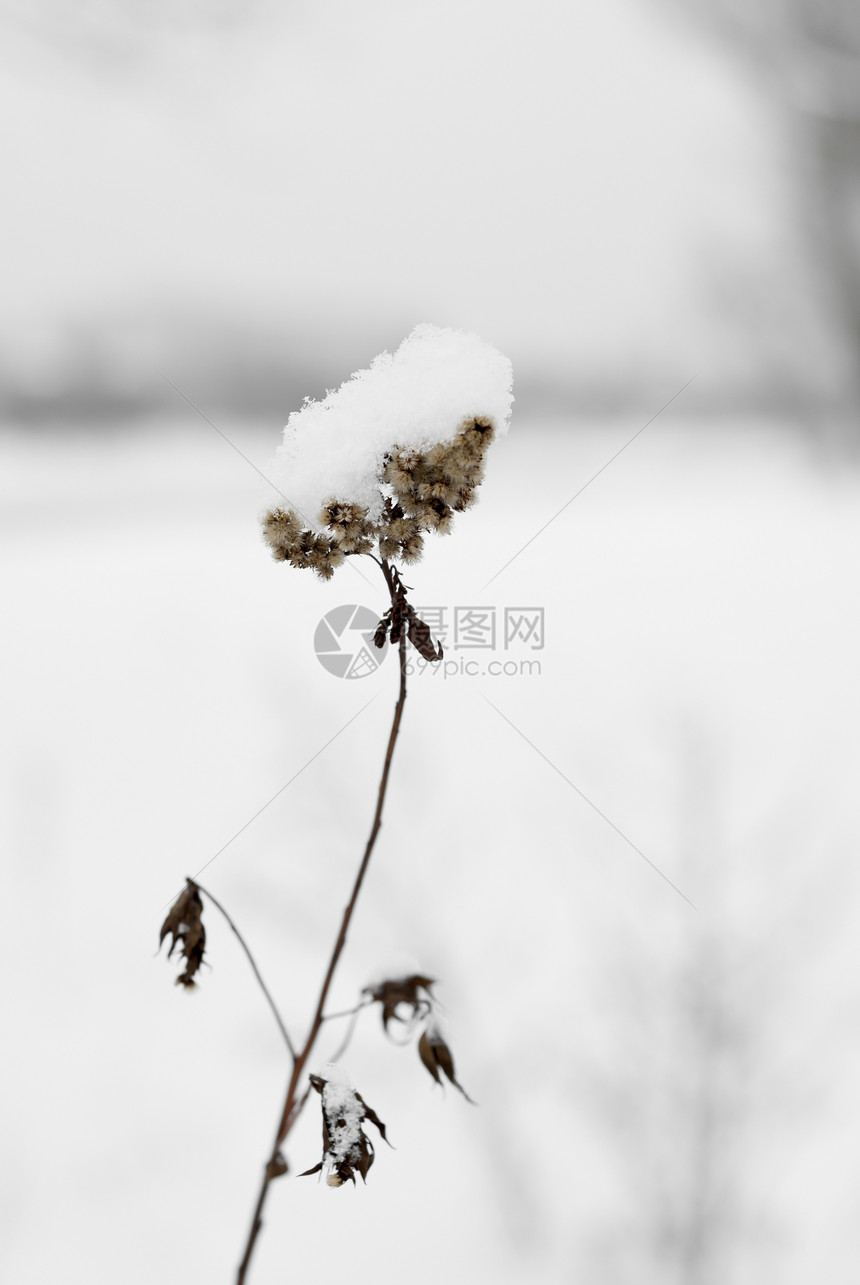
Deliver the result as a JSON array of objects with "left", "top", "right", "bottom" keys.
[
  {"left": 236, "top": 599, "right": 408, "bottom": 1284},
  {"left": 195, "top": 881, "right": 296, "bottom": 1061},
  {"left": 277, "top": 629, "right": 408, "bottom": 1143}
]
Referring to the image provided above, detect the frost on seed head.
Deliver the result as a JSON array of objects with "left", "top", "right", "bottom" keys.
[{"left": 261, "top": 325, "right": 513, "bottom": 576}]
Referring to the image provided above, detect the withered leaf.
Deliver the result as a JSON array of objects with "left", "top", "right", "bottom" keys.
[
  {"left": 300, "top": 1074, "right": 390, "bottom": 1187},
  {"left": 373, "top": 608, "right": 392, "bottom": 649},
  {"left": 355, "top": 1137, "right": 374, "bottom": 1182},
  {"left": 406, "top": 611, "right": 443, "bottom": 663},
  {"left": 389, "top": 601, "right": 408, "bottom": 645},
  {"left": 376, "top": 566, "right": 441, "bottom": 660},
  {"left": 366, "top": 975, "right": 436, "bottom": 1034},
  {"left": 159, "top": 879, "right": 206, "bottom": 988},
  {"left": 355, "top": 1092, "right": 390, "bottom": 1146},
  {"left": 418, "top": 1029, "right": 443, "bottom": 1086},
  {"left": 418, "top": 1028, "right": 476, "bottom": 1104}
]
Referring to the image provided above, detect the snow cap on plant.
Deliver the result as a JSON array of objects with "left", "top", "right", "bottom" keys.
[
  {"left": 261, "top": 324, "right": 513, "bottom": 577},
  {"left": 300, "top": 1065, "right": 389, "bottom": 1187}
]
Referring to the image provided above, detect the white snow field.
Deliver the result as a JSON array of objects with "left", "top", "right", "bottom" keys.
[{"left": 2, "top": 414, "right": 860, "bottom": 1284}]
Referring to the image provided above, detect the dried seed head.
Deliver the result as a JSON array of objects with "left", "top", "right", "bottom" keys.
[
  {"left": 261, "top": 329, "right": 511, "bottom": 579},
  {"left": 398, "top": 534, "right": 424, "bottom": 564},
  {"left": 378, "top": 535, "right": 400, "bottom": 560},
  {"left": 261, "top": 413, "right": 495, "bottom": 573},
  {"left": 262, "top": 506, "right": 303, "bottom": 550},
  {"left": 159, "top": 880, "right": 206, "bottom": 989},
  {"left": 319, "top": 498, "right": 376, "bottom": 555},
  {"left": 387, "top": 516, "right": 417, "bottom": 541}
]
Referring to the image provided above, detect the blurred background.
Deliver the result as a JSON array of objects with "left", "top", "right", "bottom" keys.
[{"left": 3, "top": 1, "right": 860, "bottom": 1283}]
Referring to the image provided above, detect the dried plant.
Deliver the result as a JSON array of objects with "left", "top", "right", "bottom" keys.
[
  {"left": 364, "top": 974, "right": 436, "bottom": 1033},
  {"left": 260, "top": 416, "right": 496, "bottom": 579},
  {"left": 417, "top": 1025, "right": 477, "bottom": 1104},
  {"left": 159, "top": 880, "right": 206, "bottom": 988},
  {"left": 299, "top": 1072, "right": 389, "bottom": 1187},
  {"left": 157, "top": 326, "right": 511, "bottom": 1283}
]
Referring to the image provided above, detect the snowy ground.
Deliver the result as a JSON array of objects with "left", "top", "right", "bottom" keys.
[{"left": 3, "top": 415, "right": 860, "bottom": 1284}]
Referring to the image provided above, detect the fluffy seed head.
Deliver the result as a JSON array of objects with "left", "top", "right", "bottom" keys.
[{"left": 260, "top": 327, "right": 512, "bottom": 577}]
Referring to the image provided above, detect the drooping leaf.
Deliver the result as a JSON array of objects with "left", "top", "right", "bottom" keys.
[
  {"left": 366, "top": 975, "right": 435, "bottom": 1033},
  {"left": 418, "top": 1028, "right": 443, "bottom": 1085},
  {"left": 407, "top": 611, "right": 443, "bottom": 662},
  {"left": 417, "top": 1027, "right": 476, "bottom": 1104},
  {"left": 374, "top": 612, "right": 391, "bottom": 649},
  {"left": 300, "top": 1073, "right": 390, "bottom": 1187},
  {"left": 356, "top": 1093, "right": 391, "bottom": 1146},
  {"left": 159, "top": 880, "right": 206, "bottom": 988}
]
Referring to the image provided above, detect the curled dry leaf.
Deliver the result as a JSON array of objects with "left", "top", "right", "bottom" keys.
[
  {"left": 407, "top": 612, "right": 443, "bottom": 663},
  {"left": 159, "top": 879, "right": 206, "bottom": 988},
  {"left": 373, "top": 615, "right": 390, "bottom": 649},
  {"left": 373, "top": 566, "right": 442, "bottom": 661},
  {"left": 299, "top": 1073, "right": 390, "bottom": 1187},
  {"left": 365, "top": 975, "right": 436, "bottom": 1034},
  {"left": 418, "top": 1026, "right": 476, "bottom": 1104}
]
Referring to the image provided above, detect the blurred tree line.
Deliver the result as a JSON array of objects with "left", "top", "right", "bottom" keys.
[
  {"left": 669, "top": 0, "right": 860, "bottom": 432},
  {"left": 2, "top": 0, "right": 859, "bottom": 437}
]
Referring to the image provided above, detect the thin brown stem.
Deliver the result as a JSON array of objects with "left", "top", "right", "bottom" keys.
[
  {"left": 326, "top": 999, "right": 371, "bottom": 1064},
  {"left": 195, "top": 880, "right": 296, "bottom": 1060},
  {"left": 236, "top": 562, "right": 408, "bottom": 1284},
  {"left": 322, "top": 997, "right": 374, "bottom": 1022}
]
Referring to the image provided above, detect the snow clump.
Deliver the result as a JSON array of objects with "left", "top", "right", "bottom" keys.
[{"left": 261, "top": 324, "right": 513, "bottom": 578}]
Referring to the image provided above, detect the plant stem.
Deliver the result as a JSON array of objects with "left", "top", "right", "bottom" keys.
[
  {"left": 236, "top": 568, "right": 408, "bottom": 1284},
  {"left": 321, "top": 997, "right": 374, "bottom": 1022},
  {"left": 326, "top": 999, "right": 371, "bottom": 1064},
  {"left": 194, "top": 880, "right": 296, "bottom": 1060}
]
